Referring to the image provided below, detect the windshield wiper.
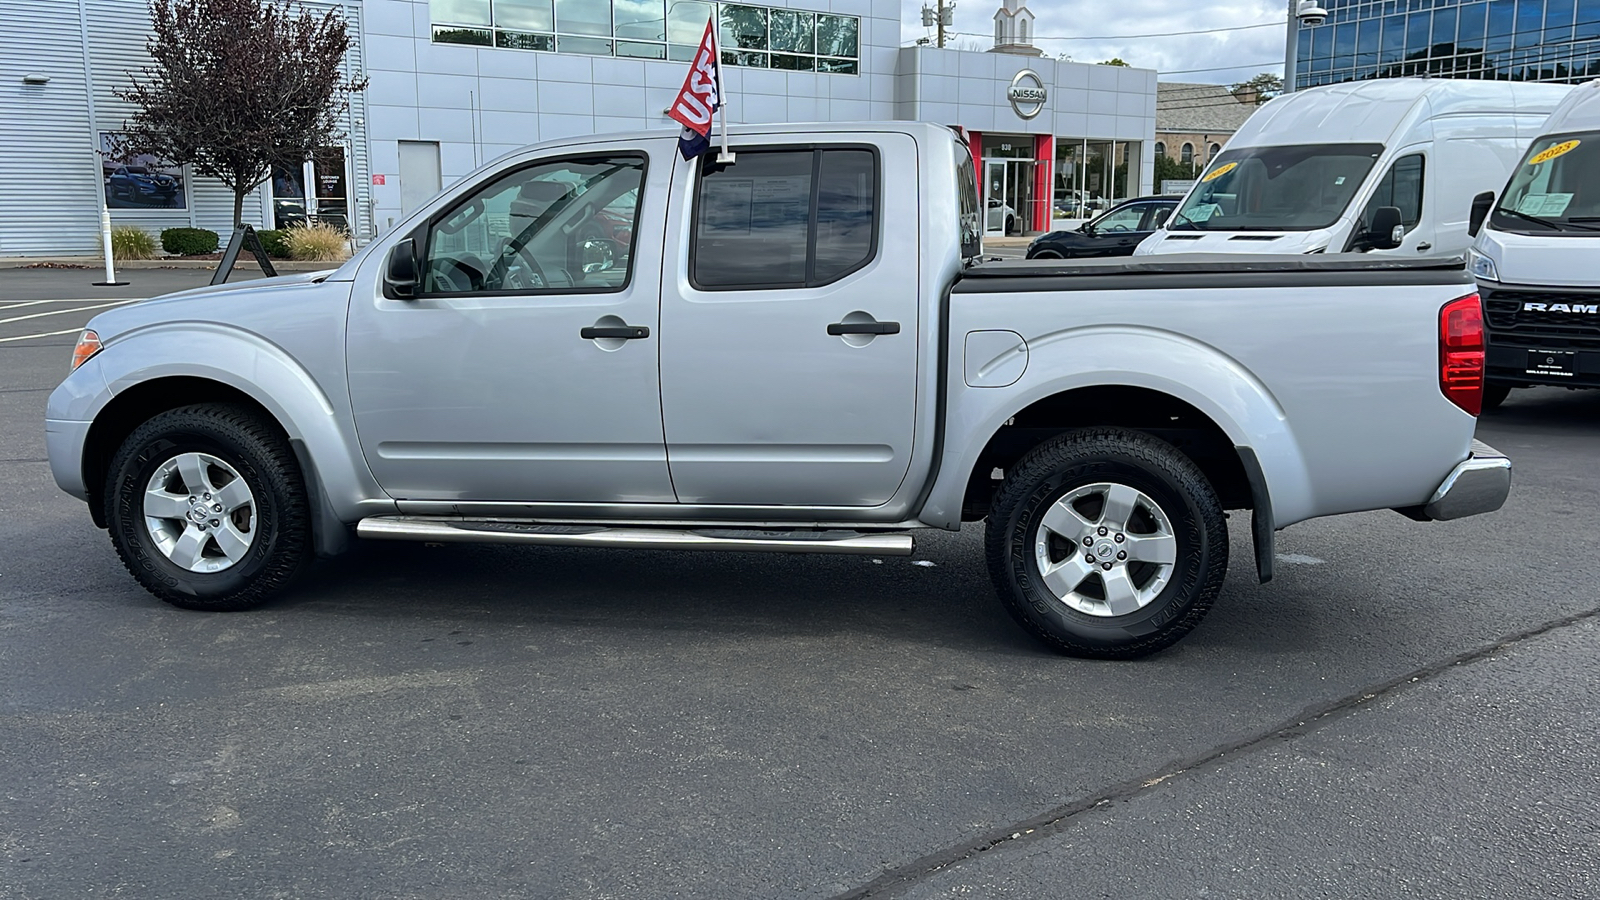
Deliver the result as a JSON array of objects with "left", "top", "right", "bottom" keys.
[
  {"left": 1167, "top": 209, "right": 1204, "bottom": 231},
  {"left": 1498, "top": 207, "right": 1565, "bottom": 230},
  {"left": 1564, "top": 216, "right": 1600, "bottom": 231}
]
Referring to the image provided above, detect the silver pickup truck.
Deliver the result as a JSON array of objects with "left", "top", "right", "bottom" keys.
[{"left": 46, "top": 122, "right": 1511, "bottom": 658}]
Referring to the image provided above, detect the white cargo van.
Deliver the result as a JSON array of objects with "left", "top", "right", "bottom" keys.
[
  {"left": 1469, "top": 79, "right": 1600, "bottom": 407},
  {"left": 1136, "top": 79, "right": 1571, "bottom": 258}
]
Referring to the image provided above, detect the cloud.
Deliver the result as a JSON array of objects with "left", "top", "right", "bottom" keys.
[{"left": 899, "top": 0, "right": 1289, "bottom": 84}]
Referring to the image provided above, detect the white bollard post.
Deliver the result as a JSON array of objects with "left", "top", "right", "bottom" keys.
[{"left": 93, "top": 204, "right": 128, "bottom": 287}]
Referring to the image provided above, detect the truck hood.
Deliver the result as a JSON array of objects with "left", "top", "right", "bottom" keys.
[
  {"left": 1474, "top": 229, "right": 1600, "bottom": 288},
  {"left": 84, "top": 270, "right": 341, "bottom": 342},
  {"left": 1135, "top": 228, "right": 1336, "bottom": 256}
]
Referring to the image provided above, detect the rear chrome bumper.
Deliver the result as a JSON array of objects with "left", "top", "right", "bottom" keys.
[{"left": 1422, "top": 439, "right": 1511, "bottom": 521}]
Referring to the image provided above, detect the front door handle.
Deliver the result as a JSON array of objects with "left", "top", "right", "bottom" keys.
[
  {"left": 1416, "top": 242, "right": 1433, "bottom": 252},
  {"left": 827, "top": 321, "right": 900, "bottom": 336},
  {"left": 581, "top": 325, "right": 650, "bottom": 340}
]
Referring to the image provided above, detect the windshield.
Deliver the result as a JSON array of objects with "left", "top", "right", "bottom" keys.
[
  {"left": 1491, "top": 132, "right": 1600, "bottom": 235},
  {"left": 1170, "top": 143, "right": 1384, "bottom": 232}
]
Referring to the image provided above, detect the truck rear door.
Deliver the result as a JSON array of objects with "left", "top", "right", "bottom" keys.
[{"left": 658, "top": 133, "right": 921, "bottom": 507}]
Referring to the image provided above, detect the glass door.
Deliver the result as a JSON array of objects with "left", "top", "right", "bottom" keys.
[
  {"left": 1008, "top": 160, "right": 1035, "bottom": 235},
  {"left": 984, "top": 159, "right": 1007, "bottom": 237},
  {"left": 269, "top": 147, "right": 350, "bottom": 232},
  {"left": 310, "top": 147, "right": 349, "bottom": 232}
]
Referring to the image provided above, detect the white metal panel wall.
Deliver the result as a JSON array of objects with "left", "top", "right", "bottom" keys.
[
  {"left": 81, "top": 0, "right": 371, "bottom": 245},
  {"left": 0, "top": 1, "right": 100, "bottom": 255}
]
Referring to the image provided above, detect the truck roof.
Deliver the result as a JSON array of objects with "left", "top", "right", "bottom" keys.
[
  {"left": 1540, "top": 78, "right": 1600, "bottom": 134},
  {"left": 499, "top": 121, "right": 959, "bottom": 156},
  {"left": 1232, "top": 78, "right": 1573, "bottom": 147}
]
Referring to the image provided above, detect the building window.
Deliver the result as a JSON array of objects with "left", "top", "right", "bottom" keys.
[
  {"left": 1019, "top": 18, "right": 1028, "bottom": 44},
  {"left": 1209, "top": 142, "right": 1221, "bottom": 162},
  {"left": 1180, "top": 143, "right": 1193, "bottom": 165},
  {"left": 1154, "top": 141, "right": 1165, "bottom": 158},
  {"left": 430, "top": 0, "right": 860, "bottom": 74}
]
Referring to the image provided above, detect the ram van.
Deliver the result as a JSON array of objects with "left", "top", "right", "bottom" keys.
[
  {"left": 1136, "top": 79, "right": 1570, "bottom": 259},
  {"left": 1468, "top": 79, "right": 1600, "bottom": 407}
]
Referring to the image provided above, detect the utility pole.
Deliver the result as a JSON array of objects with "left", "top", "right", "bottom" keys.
[{"left": 921, "top": 1, "right": 954, "bottom": 48}]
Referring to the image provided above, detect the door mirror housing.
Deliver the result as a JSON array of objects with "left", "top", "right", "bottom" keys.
[
  {"left": 1367, "top": 206, "right": 1404, "bottom": 250},
  {"left": 384, "top": 238, "right": 419, "bottom": 299},
  {"left": 1468, "top": 191, "right": 1495, "bottom": 237},
  {"left": 1078, "top": 221, "right": 1094, "bottom": 234}
]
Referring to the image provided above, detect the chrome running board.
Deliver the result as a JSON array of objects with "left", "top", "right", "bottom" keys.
[{"left": 355, "top": 517, "right": 915, "bottom": 556}]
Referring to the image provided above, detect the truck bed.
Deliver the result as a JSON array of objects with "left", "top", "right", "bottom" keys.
[{"left": 958, "top": 254, "right": 1472, "bottom": 292}]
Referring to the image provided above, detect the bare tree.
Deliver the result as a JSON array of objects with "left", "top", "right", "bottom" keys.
[{"left": 114, "top": 0, "right": 367, "bottom": 228}]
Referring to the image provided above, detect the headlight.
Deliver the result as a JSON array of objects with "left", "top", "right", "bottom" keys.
[
  {"left": 1468, "top": 248, "right": 1499, "bottom": 282},
  {"left": 70, "top": 329, "right": 102, "bottom": 371}
]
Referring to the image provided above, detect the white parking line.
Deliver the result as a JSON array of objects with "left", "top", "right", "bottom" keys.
[
  {"left": 0, "top": 299, "right": 141, "bottom": 326},
  {"left": 0, "top": 327, "right": 83, "bottom": 344}
]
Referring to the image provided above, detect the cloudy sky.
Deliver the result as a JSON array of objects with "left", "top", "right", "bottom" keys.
[{"left": 898, "top": 0, "right": 1291, "bottom": 85}]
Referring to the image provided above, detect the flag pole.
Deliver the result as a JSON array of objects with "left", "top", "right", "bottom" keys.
[{"left": 711, "top": 14, "right": 735, "bottom": 164}]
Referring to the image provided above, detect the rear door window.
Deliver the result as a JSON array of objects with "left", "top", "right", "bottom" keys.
[{"left": 691, "top": 147, "right": 880, "bottom": 289}]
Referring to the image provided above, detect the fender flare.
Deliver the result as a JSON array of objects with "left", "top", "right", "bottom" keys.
[
  {"left": 86, "top": 323, "right": 393, "bottom": 543},
  {"left": 921, "top": 325, "right": 1318, "bottom": 545}
]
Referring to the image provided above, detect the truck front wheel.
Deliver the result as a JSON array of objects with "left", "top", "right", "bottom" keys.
[
  {"left": 104, "top": 404, "right": 311, "bottom": 611},
  {"left": 985, "top": 428, "right": 1228, "bottom": 659}
]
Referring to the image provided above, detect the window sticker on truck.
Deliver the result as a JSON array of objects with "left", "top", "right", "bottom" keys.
[
  {"left": 1202, "top": 161, "right": 1238, "bottom": 182},
  {"left": 1529, "top": 139, "right": 1580, "bottom": 165},
  {"left": 1518, "top": 193, "right": 1573, "bottom": 217}
]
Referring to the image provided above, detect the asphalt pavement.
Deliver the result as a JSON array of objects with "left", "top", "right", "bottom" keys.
[{"left": 2, "top": 266, "right": 1597, "bottom": 898}]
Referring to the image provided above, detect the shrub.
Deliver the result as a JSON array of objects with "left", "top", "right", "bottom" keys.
[
  {"left": 284, "top": 221, "right": 350, "bottom": 261},
  {"left": 256, "top": 228, "right": 291, "bottom": 259},
  {"left": 110, "top": 225, "right": 157, "bottom": 260},
  {"left": 161, "top": 227, "right": 219, "bottom": 256}
]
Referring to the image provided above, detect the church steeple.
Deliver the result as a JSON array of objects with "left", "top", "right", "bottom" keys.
[{"left": 991, "top": 0, "right": 1042, "bottom": 57}]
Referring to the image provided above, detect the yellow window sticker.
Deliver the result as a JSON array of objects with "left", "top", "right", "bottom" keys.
[
  {"left": 1530, "top": 139, "right": 1580, "bottom": 165},
  {"left": 1201, "top": 161, "right": 1238, "bottom": 182}
]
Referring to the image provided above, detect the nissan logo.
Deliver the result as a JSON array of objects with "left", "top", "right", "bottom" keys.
[{"left": 1008, "top": 70, "right": 1047, "bottom": 120}]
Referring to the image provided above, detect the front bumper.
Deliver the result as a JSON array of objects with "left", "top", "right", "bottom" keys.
[
  {"left": 1421, "top": 439, "right": 1511, "bottom": 521},
  {"left": 45, "top": 418, "right": 92, "bottom": 501}
]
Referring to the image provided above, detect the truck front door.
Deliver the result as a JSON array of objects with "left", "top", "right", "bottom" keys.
[
  {"left": 346, "top": 141, "right": 676, "bottom": 503},
  {"left": 658, "top": 135, "right": 921, "bottom": 507}
]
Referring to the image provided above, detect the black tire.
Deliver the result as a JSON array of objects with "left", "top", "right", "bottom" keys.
[
  {"left": 1482, "top": 383, "right": 1512, "bottom": 411},
  {"left": 1005, "top": 214, "right": 1016, "bottom": 235},
  {"left": 985, "top": 428, "right": 1229, "bottom": 659},
  {"left": 104, "top": 403, "right": 311, "bottom": 611},
  {"left": 1031, "top": 250, "right": 1064, "bottom": 259}
]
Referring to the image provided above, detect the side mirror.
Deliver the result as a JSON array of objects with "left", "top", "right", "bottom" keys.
[
  {"left": 1367, "top": 206, "right": 1404, "bottom": 250},
  {"left": 1077, "top": 221, "right": 1093, "bottom": 234},
  {"left": 1468, "top": 191, "right": 1495, "bottom": 237},
  {"left": 384, "top": 238, "right": 418, "bottom": 299}
]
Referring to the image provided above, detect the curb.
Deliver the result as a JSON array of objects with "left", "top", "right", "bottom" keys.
[{"left": 0, "top": 257, "right": 338, "bottom": 271}]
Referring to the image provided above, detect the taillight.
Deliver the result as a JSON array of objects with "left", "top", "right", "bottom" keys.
[
  {"left": 1440, "top": 294, "right": 1484, "bottom": 416},
  {"left": 70, "top": 329, "right": 103, "bottom": 372}
]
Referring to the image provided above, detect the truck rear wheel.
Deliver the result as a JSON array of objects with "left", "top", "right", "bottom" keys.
[
  {"left": 104, "top": 404, "right": 311, "bottom": 611},
  {"left": 985, "top": 428, "right": 1228, "bottom": 659}
]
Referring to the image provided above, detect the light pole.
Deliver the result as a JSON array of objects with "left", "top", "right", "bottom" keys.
[{"left": 1284, "top": 0, "right": 1328, "bottom": 94}]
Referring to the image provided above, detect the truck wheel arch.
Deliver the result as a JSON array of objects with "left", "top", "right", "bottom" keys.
[
  {"left": 958, "top": 386, "right": 1254, "bottom": 519},
  {"left": 81, "top": 376, "right": 351, "bottom": 558}
]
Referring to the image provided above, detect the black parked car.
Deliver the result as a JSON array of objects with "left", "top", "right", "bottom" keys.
[{"left": 1026, "top": 196, "right": 1178, "bottom": 259}]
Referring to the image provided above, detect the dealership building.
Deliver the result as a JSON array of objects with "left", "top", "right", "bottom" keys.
[{"left": 1, "top": 0, "right": 1157, "bottom": 257}]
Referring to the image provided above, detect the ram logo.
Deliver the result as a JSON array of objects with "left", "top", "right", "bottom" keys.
[{"left": 1523, "top": 302, "right": 1600, "bottom": 314}]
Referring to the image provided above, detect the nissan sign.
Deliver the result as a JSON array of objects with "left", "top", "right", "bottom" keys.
[{"left": 1008, "top": 70, "right": 1047, "bottom": 119}]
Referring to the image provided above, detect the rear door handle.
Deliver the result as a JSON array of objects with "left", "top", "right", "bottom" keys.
[
  {"left": 581, "top": 325, "right": 650, "bottom": 340},
  {"left": 827, "top": 321, "right": 900, "bottom": 336}
]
